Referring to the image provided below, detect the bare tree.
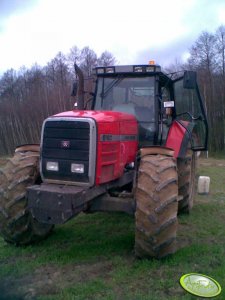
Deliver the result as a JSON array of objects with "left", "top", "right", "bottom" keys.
[
  {"left": 188, "top": 30, "right": 224, "bottom": 151},
  {"left": 216, "top": 26, "right": 225, "bottom": 76},
  {"left": 80, "top": 46, "right": 97, "bottom": 76},
  {"left": 97, "top": 50, "right": 116, "bottom": 66},
  {"left": 67, "top": 46, "right": 81, "bottom": 74}
]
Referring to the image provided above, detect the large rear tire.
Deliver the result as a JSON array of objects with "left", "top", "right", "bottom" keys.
[
  {"left": 135, "top": 154, "right": 178, "bottom": 259},
  {"left": 177, "top": 150, "right": 196, "bottom": 214},
  {"left": 0, "top": 150, "right": 53, "bottom": 245}
]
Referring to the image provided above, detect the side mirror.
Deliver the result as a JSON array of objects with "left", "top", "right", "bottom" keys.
[
  {"left": 71, "top": 81, "right": 78, "bottom": 96},
  {"left": 183, "top": 71, "right": 197, "bottom": 89}
]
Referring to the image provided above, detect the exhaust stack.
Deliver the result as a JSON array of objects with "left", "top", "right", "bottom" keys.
[{"left": 74, "top": 63, "right": 84, "bottom": 110}]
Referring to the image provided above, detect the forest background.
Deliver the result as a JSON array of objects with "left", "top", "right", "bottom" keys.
[{"left": 0, "top": 25, "right": 224, "bottom": 155}]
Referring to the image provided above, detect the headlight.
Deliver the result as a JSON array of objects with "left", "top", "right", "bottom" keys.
[
  {"left": 71, "top": 163, "right": 84, "bottom": 173},
  {"left": 46, "top": 161, "right": 59, "bottom": 171}
]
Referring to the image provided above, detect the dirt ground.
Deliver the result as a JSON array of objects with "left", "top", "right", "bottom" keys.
[
  {"left": 0, "top": 260, "right": 116, "bottom": 300},
  {"left": 199, "top": 157, "right": 225, "bottom": 167}
]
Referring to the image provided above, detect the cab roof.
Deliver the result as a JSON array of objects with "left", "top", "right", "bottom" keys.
[{"left": 93, "top": 64, "right": 171, "bottom": 85}]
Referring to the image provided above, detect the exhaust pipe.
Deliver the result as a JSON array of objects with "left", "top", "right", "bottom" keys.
[{"left": 74, "top": 63, "right": 84, "bottom": 110}]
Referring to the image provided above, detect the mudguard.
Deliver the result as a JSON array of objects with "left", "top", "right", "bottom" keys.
[
  {"left": 165, "top": 120, "right": 194, "bottom": 158},
  {"left": 15, "top": 144, "right": 40, "bottom": 153}
]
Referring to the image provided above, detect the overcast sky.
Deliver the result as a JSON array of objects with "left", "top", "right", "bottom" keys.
[{"left": 0, "top": 0, "right": 225, "bottom": 75}]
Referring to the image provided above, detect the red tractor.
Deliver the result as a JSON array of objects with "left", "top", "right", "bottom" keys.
[{"left": 0, "top": 63, "right": 208, "bottom": 258}]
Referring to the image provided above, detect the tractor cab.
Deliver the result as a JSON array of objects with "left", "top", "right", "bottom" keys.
[
  {"left": 93, "top": 65, "right": 157, "bottom": 147},
  {"left": 91, "top": 64, "right": 208, "bottom": 151}
]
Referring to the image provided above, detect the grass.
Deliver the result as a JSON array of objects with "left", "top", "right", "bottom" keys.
[{"left": 0, "top": 157, "right": 225, "bottom": 299}]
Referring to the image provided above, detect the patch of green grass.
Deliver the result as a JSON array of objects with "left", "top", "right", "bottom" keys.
[
  {"left": 38, "top": 279, "right": 114, "bottom": 300},
  {"left": 209, "top": 152, "right": 225, "bottom": 159},
  {"left": 0, "top": 212, "right": 134, "bottom": 275},
  {"left": 1, "top": 158, "right": 225, "bottom": 299}
]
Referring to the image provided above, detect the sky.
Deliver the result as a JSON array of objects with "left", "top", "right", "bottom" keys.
[{"left": 0, "top": 0, "right": 225, "bottom": 75}]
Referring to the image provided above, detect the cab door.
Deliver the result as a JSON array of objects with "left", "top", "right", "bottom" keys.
[{"left": 172, "top": 71, "right": 208, "bottom": 151}]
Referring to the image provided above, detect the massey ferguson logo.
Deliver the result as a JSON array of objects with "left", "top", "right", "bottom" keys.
[{"left": 61, "top": 140, "right": 70, "bottom": 148}]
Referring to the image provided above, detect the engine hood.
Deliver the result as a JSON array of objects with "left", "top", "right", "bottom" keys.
[{"left": 53, "top": 110, "right": 137, "bottom": 123}]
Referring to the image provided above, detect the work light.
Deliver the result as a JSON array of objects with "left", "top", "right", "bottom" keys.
[
  {"left": 46, "top": 161, "right": 59, "bottom": 171},
  {"left": 71, "top": 163, "right": 84, "bottom": 173}
]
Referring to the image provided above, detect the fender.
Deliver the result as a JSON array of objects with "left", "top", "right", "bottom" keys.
[
  {"left": 139, "top": 146, "right": 174, "bottom": 158},
  {"left": 15, "top": 144, "right": 40, "bottom": 153},
  {"left": 165, "top": 120, "right": 194, "bottom": 158}
]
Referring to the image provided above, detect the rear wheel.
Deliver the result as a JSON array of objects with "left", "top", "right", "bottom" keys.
[
  {"left": 0, "top": 149, "right": 53, "bottom": 245},
  {"left": 135, "top": 154, "right": 178, "bottom": 259},
  {"left": 177, "top": 151, "right": 196, "bottom": 213}
]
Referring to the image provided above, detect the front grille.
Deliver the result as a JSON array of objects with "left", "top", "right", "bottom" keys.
[{"left": 41, "top": 118, "right": 96, "bottom": 185}]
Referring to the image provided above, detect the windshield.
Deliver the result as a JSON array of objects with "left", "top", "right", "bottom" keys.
[
  {"left": 95, "top": 76, "right": 155, "bottom": 119},
  {"left": 94, "top": 76, "right": 156, "bottom": 146}
]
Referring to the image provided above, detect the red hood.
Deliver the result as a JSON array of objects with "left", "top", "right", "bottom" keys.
[{"left": 53, "top": 110, "right": 136, "bottom": 122}]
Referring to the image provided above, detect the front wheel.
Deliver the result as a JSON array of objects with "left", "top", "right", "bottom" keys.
[
  {"left": 0, "top": 149, "right": 53, "bottom": 245},
  {"left": 135, "top": 154, "right": 178, "bottom": 259}
]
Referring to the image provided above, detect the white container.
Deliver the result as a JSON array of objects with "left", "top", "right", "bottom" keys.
[{"left": 198, "top": 176, "right": 210, "bottom": 194}]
